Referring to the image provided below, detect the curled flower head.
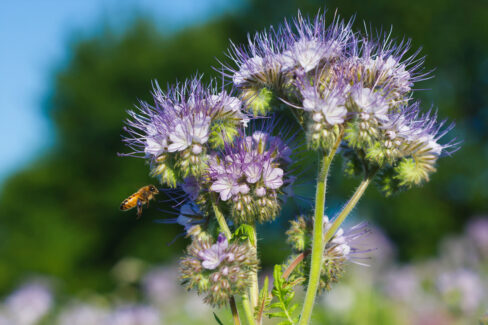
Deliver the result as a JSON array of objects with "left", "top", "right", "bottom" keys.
[
  {"left": 122, "top": 77, "right": 248, "bottom": 186},
  {"left": 180, "top": 234, "right": 258, "bottom": 307},
  {"left": 208, "top": 127, "right": 294, "bottom": 223},
  {"left": 369, "top": 103, "right": 458, "bottom": 195},
  {"left": 350, "top": 33, "right": 431, "bottom": 99}
]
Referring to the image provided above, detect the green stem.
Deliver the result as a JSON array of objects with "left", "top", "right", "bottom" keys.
[
  {"left": 211, "top": 195, "right": 232, "bottom": 240},
  {"left": 249, "top": 224, "right": 259, "bottom": 320},
  {"left": 298, "top": 135, "right": 342, "bottom": 325},
  {"left": 242, "top": 294, "right": 257, "bottom": 325},
  {"left": 230, "top": 296, "right": 241, "bottom": 325},
  {"left": 324, "top": 170, "right": 377, "bottom": 244},
  {"left": 282, "top": 250, "right": 310, "bottom": 280}
]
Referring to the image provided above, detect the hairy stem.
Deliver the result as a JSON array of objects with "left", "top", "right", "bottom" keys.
[
  {"left": 242, "top": 294, "right": 257, "bottom": 325},
  {"left": 211, "top": 195, "right": 232, "bottom": 240},
  {"left": 230, "top": 296, "right": 241, "bottom": 325},
  {"left": 324, "top": 170, "right": 377, "bottom": 244},
  {"left": 249, "top": 224, "right": 259, "bottom": 322},
  {"left": 282, "top": 250, "right": 310, "bottom": 280},
  {"left": 298, "top": 135, "right": 342, "bottom": 325}
]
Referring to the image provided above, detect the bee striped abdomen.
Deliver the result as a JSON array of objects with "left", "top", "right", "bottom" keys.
[{"left": 120, "top": 194, "right": 138, "bottom": 210}]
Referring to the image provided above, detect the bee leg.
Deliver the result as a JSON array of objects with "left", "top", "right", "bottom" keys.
[{"left": 136, "top": 199, "right": 143, "bottom": 219}]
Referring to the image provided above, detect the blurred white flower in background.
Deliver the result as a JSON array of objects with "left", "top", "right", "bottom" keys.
[
  {"left": 437, "top": 269, "right": 485, "bottom": 314},
  {"left": 466, "top": 217, "right": 488, "bottom": 258},
  {"left": 183, "top": 293, "right": 212, "bottom": 320},
  {"left": 383, "top": 266, "right": 423, "bottom": 305},
  {"left": 57, "top": 304, "right": 108, "bottom": 325},
  {"left": 3, "top": 282, "right": 52, "bottom": 325},
  {"left": 142, "top": 267, "right": 178, "bottom": 307},
  {"left": 322, "top": 284, "right": 355, "bottom": 314},
  {"left": 107, "top": 305, "right": 161, "bottom": 325}
]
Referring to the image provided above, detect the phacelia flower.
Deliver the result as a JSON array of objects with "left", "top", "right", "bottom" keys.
[
  {"left": 371, "top": 103, "right": 458, "bottom": 195},
  {"left": 208, "top": 128, "right": 294, "bottom": 223},
  {"left": 296, "top": 74, "right": 349, "bottom": 150},
  {"left": 286, "top": 216, "right": 372, "bottom": 292},
  {"left": 122, "top": 77, "right": 248, "bottom": 186},
  {"left": 180, "top": 234, "right": 258, "bottom": 307},
  {"left": 223, "top": 11, "right": 354, "bottom": 117}
]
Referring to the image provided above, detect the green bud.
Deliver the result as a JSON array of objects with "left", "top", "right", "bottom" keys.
[
  {"left": 286, "top": 216, "right": 310, "bottom": 252},
  {"left": 308, "top": 123, "right": 341, "bottom": 153},
  {"left": 344, "top": 120, "right": 375, "bottom": 150},
  {"left": 150, "top": 155, "right": 179, "bottom": 188},
  {"left": 175, "top": 148, "right": 208, "bottom": 178},
  {"left": 319, "top": 255, "right": 345, "bottom": 292},
  {"left": 395, "top": 157, "right": 430, "bottom": 187},
  {"left": 365, "top": 141, "right": 387, "bottom": 166},
  {"left": 208, "top": 117, "right": 240, "bottom": 148},
  {"left": 242, "top": 87, "right": 274, "bottom": 116}
]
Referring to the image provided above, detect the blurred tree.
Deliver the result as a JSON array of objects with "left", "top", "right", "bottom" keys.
[{"left": 0, "top": 0, "right": 487, "bottom": 294}]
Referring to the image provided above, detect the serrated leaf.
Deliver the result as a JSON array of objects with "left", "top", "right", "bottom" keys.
[
  {"left": 266, "top": 265, "right": 297, "bottom": 324},
  {"left": 256, "top": 276, "right": 272, "bottom": 323}
]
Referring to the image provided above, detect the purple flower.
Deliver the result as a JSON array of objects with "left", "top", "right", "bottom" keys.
[
  {"left": 299, "top": 79, "right": 349, "bottom": 126},
  {"left": 208, "top": 126, "right": 294, "bottom": 223},
  {"left": 198, "top": 234, "right": 230, "bottom": 270},
  {"left": 223, "top": 11, "right": 354, "bottom": 89},
  {"left": 324, "top": 217, "right": 373, "bottom": 264},
  {"left": 351, "top": 86, "right": 389, "bottom": 121},
  {"left": 122, "top": 77, "right": 247, "bottom": 161}
]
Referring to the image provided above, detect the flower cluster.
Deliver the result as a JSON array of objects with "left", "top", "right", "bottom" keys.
[
  {"left": 286, "top": 216, "right": 371, "bottom": 292},
  {"left": 225, "top": 11, "right": 457, "bottom": 194},
  {"left": 180, "top": 234, "right": 258, "bottom": 307},
  {"left": 122, "top": 78, "right": 248, "bottom": 187},
  {"left": 208, "top": 130, "right": 293, "bottom": 223},
  {"left": 119, "top": 9, "right": 458, "bottom": 321}
]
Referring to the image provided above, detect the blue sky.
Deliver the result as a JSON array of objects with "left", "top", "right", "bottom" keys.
[{"left": 0, "top": 0, "right": 242, "bottom": 186}]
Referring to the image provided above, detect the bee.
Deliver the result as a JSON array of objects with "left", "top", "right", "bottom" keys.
[{"left": 120, "top": 185, "right": 159, "bottom": 219}]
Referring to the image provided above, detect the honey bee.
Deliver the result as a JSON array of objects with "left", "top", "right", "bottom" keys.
[{"left": 120, "top": 185, "right": 159, "bottom": 219}]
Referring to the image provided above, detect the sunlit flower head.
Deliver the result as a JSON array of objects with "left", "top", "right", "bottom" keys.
[
  {"left": 224, "top": 11, "right": 354, "bottom": 91},
  {"left": 122, "top": 77, "right": 249, "bottom": 184},
  {"left": 208, "top": 125, "right": 295, "bottom": 223}
]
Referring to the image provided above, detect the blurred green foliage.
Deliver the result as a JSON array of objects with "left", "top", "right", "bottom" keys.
[{"left": 0, "top": 0, "right": 487, "bottom": 294}]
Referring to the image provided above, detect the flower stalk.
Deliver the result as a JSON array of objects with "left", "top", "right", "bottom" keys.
[
  {"left": 230, "top": 296, "right": 241, "bottom": 325},
  {"left": 298, "top": 133, "right": 342, "bottom": 325},
  {"left": 249, "top": 224, "right": 259, "bottom": 314},
  {"left": 324, "top": 169, "right": 377, "bottom": 244},
  {"left": 242, "top": 294, "right": 257, "bottom": 325},
  {"left": 211, "top": 195, "right": 232, "bottom": 240}
]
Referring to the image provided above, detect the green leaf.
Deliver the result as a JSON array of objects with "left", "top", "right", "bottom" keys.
[
  {"left": 255, "top": 276, "right": 272, "bottom": 322},
  {"left": 213, "top": 312, "right": 225, "bottom": 325},
  {"left": 233, "top": 224, "right": 256, "bottom": 246},
  {"left": 266, "top": 265, "right": 299, "bottom": 325}
]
